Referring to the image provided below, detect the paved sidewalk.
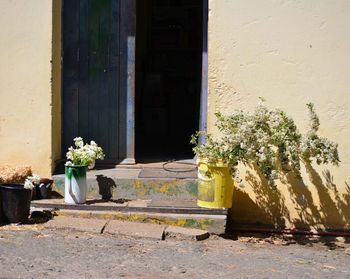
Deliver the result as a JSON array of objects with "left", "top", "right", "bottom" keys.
[
  {"left": 0, "top": 223, "right": 349, "bottom": 279},
  {"left": 44, "top": 216, "right": 210, "bottom": 241}
]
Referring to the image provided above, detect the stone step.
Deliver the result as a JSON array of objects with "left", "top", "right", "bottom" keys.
[
  {"left": 44, "top": 216, "right": 211, "bottom": 241},
  {"left": 31, "top": 198, "right": 227, "bottom": 234},
  {"left": 53, "top": 167, "right": 198, "bottom": 201}
]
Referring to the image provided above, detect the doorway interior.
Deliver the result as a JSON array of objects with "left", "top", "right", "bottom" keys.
[{"left": 135, "top": 0, "right": 203, "bottom": 161}]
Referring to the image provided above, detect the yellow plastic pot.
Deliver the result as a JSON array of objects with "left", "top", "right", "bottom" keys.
[{"left": 196, "top": 159, "right": 234, "bottom": 209}]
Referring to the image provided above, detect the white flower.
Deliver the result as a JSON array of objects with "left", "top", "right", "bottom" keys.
[
  {"left": 74, "top": 137, "right": 84, "bottom": 148},
  {"left": 24, "top": 179, "right": 35, "bottom": 190},
  {"left": 90, "top": 140, "right": 97, "bottom": 146},
  {"left": 270, "top": 170, "right": 278, "bottom": 179},
  {"left": 65, "top": 137, "right": 105, "bottom": 168},
  {"left": 24, "top": 174, "right": 41, "bottom": 190},
  {"left": 88, "top": 161, "right": 95, "bottom": 169},
  {"left": 192, "top": 101, "right": 339, "bottom": 187},
  {"left": 65, "top": 161, "right": 73, "bottom": 167},
  {"left": 258, "top": 153, "right": 267, "bottom": 162}
]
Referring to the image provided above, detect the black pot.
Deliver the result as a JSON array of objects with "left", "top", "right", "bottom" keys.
[
  {"left": 34, "top": 178, "right": 53, "bottom": 200},
  {"left": 0, "top": 191, "right": 2, "bottom": 224},
  {"left": 0, "top": 184, "right": 32, "bottom": 224}
]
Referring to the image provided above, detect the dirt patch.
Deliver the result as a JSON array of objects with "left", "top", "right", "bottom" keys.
[{"left": 0, "top": 227, "right": 350, "bottom": 278}]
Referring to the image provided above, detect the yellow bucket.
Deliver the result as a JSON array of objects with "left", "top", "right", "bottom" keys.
[{"left": 196, "top": 159, "right": 233, "bottom": 209}]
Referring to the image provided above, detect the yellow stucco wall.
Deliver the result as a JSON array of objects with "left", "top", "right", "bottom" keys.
[
  {"left": 0, "top": 0, "right": 53, "bottom": 177},
  {"left": 0, "top": 0, "right": 348, "bottom": 231},
  {"left": 208, "top": 0, "right": 350, "bottom": 230}
]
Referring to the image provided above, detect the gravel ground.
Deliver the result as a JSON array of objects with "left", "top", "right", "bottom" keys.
[{"left": 0, "top": 224, "right": 350, "bottom": 279}]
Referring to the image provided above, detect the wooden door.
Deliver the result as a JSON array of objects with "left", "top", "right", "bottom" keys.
[{"left": 62, "top": 0, "right": 135, "bottom": 164}]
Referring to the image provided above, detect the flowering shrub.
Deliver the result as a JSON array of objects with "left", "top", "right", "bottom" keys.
[
  {"left": 24, "top": 174, "right": 40, "bottom": 190},
  {"left": 191, "top": 102, "right": 340, "bottom": 186},
  {"left": 65, "top": 137, "right": 105, "bottom": 169}
]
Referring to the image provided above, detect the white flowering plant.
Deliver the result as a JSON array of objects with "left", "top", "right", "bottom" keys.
[
  {"left": 65, "top": 137, "right": 105, "bottom": 169},
  {"left": 191, "top": 102, "right": 340, "bottom": 187},
  {"left": 24, "top": 174, "right": 41, "bottom": 190}
]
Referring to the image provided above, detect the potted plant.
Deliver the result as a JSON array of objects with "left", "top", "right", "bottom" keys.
[
  {"left": 191, "top": 101, "right": 340, "bottom": 209},
  {"left": 26, "top": 174, "right": 54, "bottom": 200},
  {"left": 64, "top": 137, "right": 105, "bottom": 204},
  {"left": 36, "top": 178, "right": 54, "bottom": 199},
  {"left": 25, "top": 174, "right": 41, "bottom": 200}
]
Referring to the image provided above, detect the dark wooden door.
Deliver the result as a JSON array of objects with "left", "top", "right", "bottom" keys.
[{"left": 62, "top": 0, "right": 135, "bottom": 164}]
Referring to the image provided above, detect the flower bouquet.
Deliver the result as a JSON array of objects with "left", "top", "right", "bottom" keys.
[{"left": 64, "top": 137, "right": 105, "bottom": 204}]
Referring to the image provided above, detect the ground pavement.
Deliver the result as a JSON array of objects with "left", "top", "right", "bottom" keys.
[{"left": 0, "top": 217, "right": 350, "bottom": 279}]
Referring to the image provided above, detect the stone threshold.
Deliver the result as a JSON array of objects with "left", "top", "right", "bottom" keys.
[{"left": 31, "top": 198, "right": 227, "bottom": 215}]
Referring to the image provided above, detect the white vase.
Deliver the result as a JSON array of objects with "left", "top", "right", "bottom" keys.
[{"left": 64, "top": 166, "right": 87, "bottom": 204}]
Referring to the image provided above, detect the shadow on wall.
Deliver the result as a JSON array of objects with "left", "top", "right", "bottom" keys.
[
  {"left": 228, "top": 163, "right": 350, "bottom": 231},
  {"left": 96, "top": 175, "right": 117, "bottom": 200}
]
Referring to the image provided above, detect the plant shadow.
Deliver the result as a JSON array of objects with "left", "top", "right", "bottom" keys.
[
  {"left": 96, "top": 174, "right": 117, "bottom": 201},
  {"left": 24, "top": 210, "right": 56, "bottom": 224},
  {"left": 220, "top": 231, "right": 350, "bottom": 249},
  {"left": 85, "top": 198, "right": 131, "bottom": 205},
  {"left": 229, "top": 164, "right": 291, "bottom": 229},
  {"left": 228, "top": 163, "right": 350, "bottom": 238}
]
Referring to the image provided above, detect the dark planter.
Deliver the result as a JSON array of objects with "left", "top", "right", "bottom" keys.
[
  {"left": 0, "top": 184, "right": 32, "bottom": 224},
  {"left": 36, "top": 178, "right": 53, "bottom": 199},
  {"left": 0, "top": 191, "right": 2, "bottom": 224}
]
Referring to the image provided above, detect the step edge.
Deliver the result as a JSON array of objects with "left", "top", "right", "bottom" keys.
[{"left": 31, "top": 202, "right": 227, "bottom": 215}]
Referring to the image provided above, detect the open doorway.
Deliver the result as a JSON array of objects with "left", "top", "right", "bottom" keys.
[{"left": 136, "top": 0, "right": 203, "bottom": 161}]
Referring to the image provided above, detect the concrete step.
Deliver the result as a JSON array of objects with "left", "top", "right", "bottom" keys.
[
  {"left": 31, "top": 198, "right": 227, "bottom": 234},
  {"left": 53, "top": 167, "right": 198, "bottom": 201},
  {"left": 44, "top": 216, "right": 211, "bottom": 241}
]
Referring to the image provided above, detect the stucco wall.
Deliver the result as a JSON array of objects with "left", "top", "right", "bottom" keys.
[
  {"left": 208, "top": 0, "right": 350, "bottom": 230},
  {"left": 0, "top": 0, "right": 53, "bottom": 177}
]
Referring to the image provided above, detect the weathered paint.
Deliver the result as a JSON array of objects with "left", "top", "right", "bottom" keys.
[
  {"left": 208, "top": 0, "right": 350, "bottom": 230},
  {"left": 125, "top": 36, "right": 136, "bottom": 164},
  {"left": 53, "top": 176, "right": 198, "bottom": 201},
  {"left": 185, "top": 181, "right": 198, "bottom": 197},
  {"left": 199, "top": 0, "right": 209, "bottom": 135},
  {"left": 64, "top": 166, "right": 87, "bottom": 180},
  {"left": 0, "top": 0, "right": 53, "bottom": 176},
  {"left": 54, "top": 210, "right": 223, "bottom": 233},
  {"left": 120, "top": 0, "right": 136, "bottom": 164},
  {"left": 121, "top": 179, "right": 193, "bottom": 199}
]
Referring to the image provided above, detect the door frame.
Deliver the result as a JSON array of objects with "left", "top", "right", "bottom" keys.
[
  {"left": 120, "top": 0, "right": 136, "bottom": 164},
  {"left": 199, "top": 0, "right": 209, "bottom": 136}
]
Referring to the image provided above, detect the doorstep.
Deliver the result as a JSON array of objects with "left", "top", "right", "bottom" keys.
[
  {"left": 47, "top": 162, "right": 228, "bottom": 234},
  {"left": 44, "top": 216, "right": 211, "bottom": 241},
  {"left": 52, "top": 161, "right": 198, "bottom": 201},
  {"left": 31, "top": 198, "right": 227, "bottom": 234}
]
